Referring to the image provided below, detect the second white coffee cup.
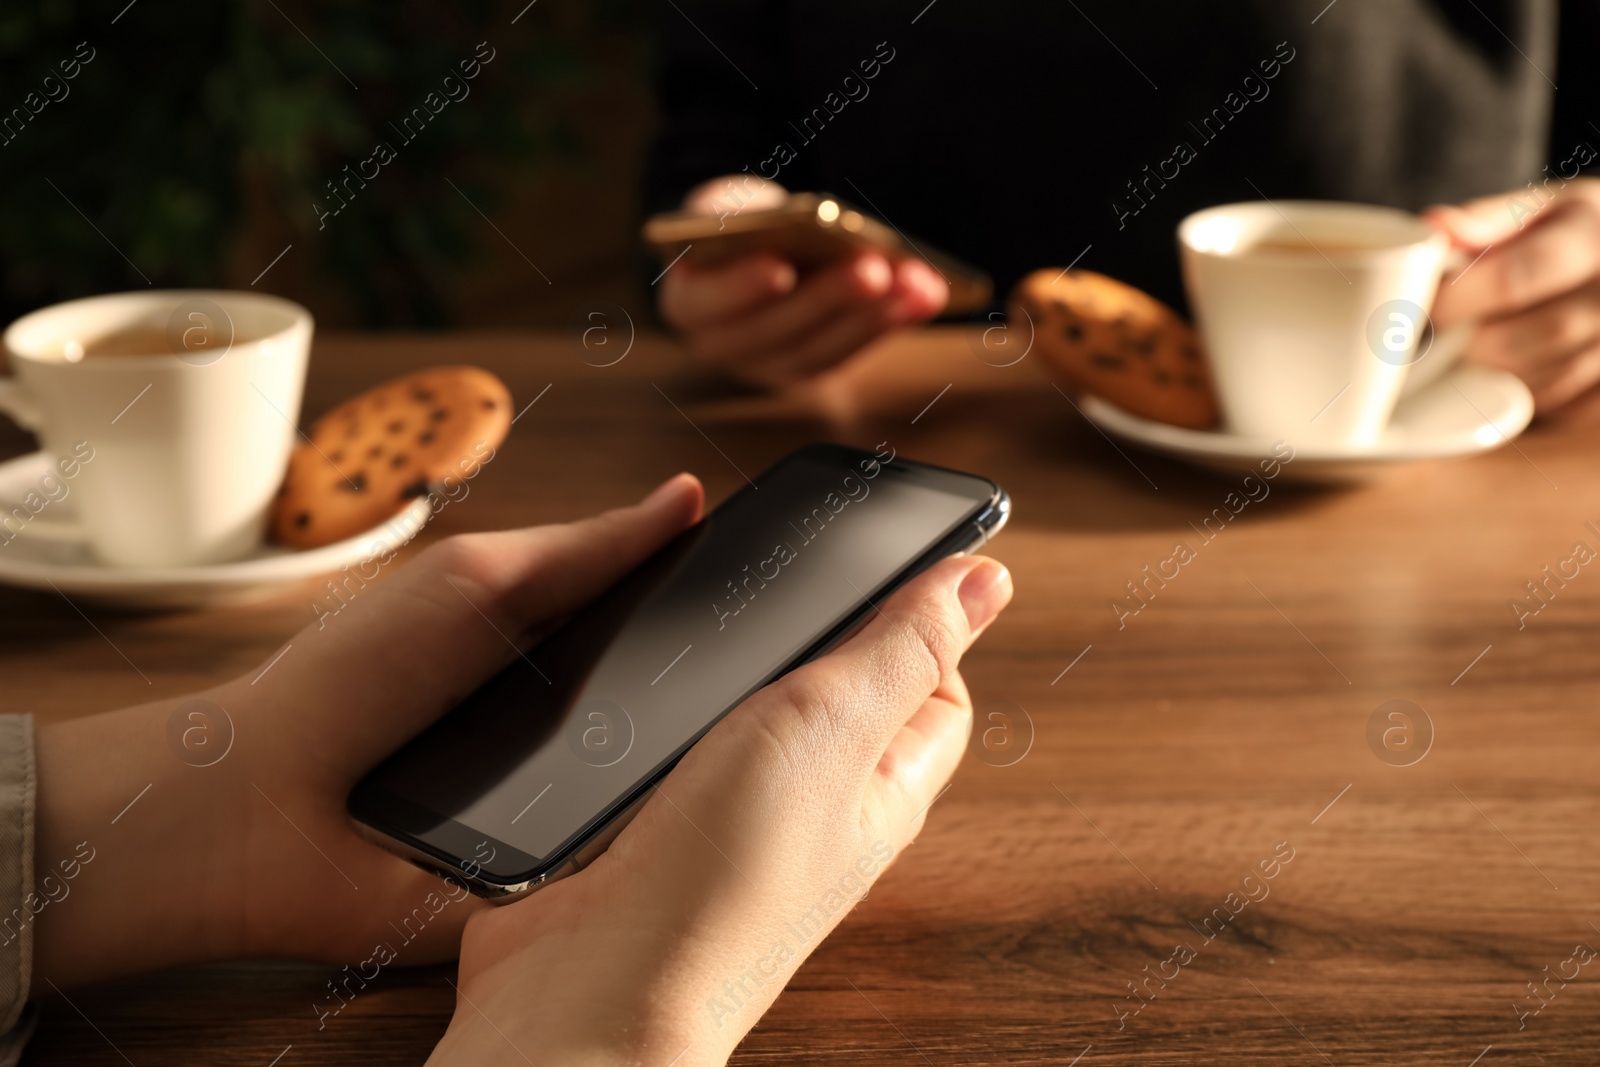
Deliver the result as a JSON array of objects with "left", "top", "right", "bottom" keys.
[{"left": 1178, "top": 201, "right": 1457, "bottom": 448}]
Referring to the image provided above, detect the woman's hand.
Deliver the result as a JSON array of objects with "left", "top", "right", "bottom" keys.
[
  {"left": 658, "top": 177, "right": 948, "bottom": 389},
  {"left": 426, "top": 552, "right": 1012, "bottom": 1067},
  {"left": 1428, "top": 178, "right": 1600, "bottom": 414},
  {"left": 31, "top": 474, "right": 705, "bottom": 990}
]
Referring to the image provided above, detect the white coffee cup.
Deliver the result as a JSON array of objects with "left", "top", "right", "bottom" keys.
[
  {"left": 0, "top": 290, "right": 311, "bottom": 568},
  {"left": 1178, "top": 201, "right": 1462, "bottom": 447}
]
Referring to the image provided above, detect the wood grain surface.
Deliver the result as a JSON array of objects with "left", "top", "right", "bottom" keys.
[{"left": 4, "top": 327, "right": 1598, "bottom": 1065}]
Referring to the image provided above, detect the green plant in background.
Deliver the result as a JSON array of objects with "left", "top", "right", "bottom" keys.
[{"left": 0, "top": 0, "right": 638, "bottom": 326}]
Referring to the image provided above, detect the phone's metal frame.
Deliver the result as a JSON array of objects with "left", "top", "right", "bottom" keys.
[
  {"left": 643, "top": 192, "right": 993, "bottom": 316},
  {"left": 350, "top": 453, "right": 1010, "bottom": 901}
]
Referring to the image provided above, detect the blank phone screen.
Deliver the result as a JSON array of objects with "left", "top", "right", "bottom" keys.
[{"left": 354, "top": 448, "right": 993, "bottom": 877}]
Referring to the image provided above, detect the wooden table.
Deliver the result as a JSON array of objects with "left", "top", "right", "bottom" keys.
[{"left": 7, "top": 328, "right": 1599, "bottom": 1064}]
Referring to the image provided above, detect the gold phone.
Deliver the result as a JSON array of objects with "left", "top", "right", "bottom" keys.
[{"left": 643, "top": 193, "right": 993, "bottom": 316}]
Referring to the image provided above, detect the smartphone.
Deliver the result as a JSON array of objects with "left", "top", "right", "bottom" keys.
[
  {"left": 348, "top": 443, "right": 1010, "bottom": 898},
  {"left": 643, "top": 193, "right": 994, "bottom": 316}
]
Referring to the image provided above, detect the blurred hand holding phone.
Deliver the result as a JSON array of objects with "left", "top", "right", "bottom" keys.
[{"left": 648, "top": 181, "right": 991, "bottom": 388}]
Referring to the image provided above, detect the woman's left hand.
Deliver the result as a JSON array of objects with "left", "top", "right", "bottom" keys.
[
  {"left": 31, "top": 474, "right": 705, "bottom": 991},
  {"left": 1428, "top": 177, "right": 1600, "bottom": 415}
]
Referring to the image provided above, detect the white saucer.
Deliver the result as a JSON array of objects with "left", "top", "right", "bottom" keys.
[
  {"left": 0, "top": 452, "right": 432, "bottom": 610},
  {"left": 1078, "top": 366, "right": 1535, "bottom": 484}
]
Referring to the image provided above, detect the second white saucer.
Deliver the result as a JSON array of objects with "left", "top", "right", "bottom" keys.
[{"left": 1078, "top": 365, "right": 1535, "bottom": 483}]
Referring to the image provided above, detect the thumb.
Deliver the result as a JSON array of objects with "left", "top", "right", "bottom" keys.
[
  {"left": 681, "top": 173, "right": 787, "bottom": 216},
  {"left": 235, "top": 474, "right": 704, "bottom": 773},
  {"left": 1425, "top": 190, "right": 1539, "bottom": 250},
  {"left": 724, "top": 554, "right": 1009, "bottom": 798}
]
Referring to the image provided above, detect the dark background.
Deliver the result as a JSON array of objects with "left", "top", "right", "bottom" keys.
[
  {"left": 1, "top": 0, "right": 1596, "bottom": 330},
  {"left": 0, "top": 0, "right": 654, "bottom": 329}
]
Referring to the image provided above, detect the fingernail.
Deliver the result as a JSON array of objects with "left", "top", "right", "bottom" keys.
[
  {"left": 1423, "top": 207, "right": 1460, "bottom": 236},
  {"left": 902, "top": 258, "right": 942, "bottom": 291},
  {"left": 855, "top": 254, "right": 893, "bottom": 296},
  {"left": 770, "top": 261, "right": 798, "bottom": 293},
  {"left": 918, "top": 270, "right": 951, "bottom": 306},
  {"left": 957, "top": 559, "right": 1011, "bottom": 631},
  {"left": 641, "top": 473, "right": 691, "bottom": 508}
]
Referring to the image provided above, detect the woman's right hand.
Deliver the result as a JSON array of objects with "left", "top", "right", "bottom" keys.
[
  {"left": 658, "top": 177, "right": 949, "bottom": 389},
  {"left": 427, "top": 551, "right": 1012, "bottom": 1067}
]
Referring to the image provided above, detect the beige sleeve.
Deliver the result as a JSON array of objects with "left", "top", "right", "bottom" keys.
[{"left": 0, "top": 715, "right": 37, "bottom": 1067}]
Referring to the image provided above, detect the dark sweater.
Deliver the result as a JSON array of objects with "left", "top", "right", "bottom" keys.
[{"left": 646, "top": 0, "right": 1599, "bottom": 312}]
